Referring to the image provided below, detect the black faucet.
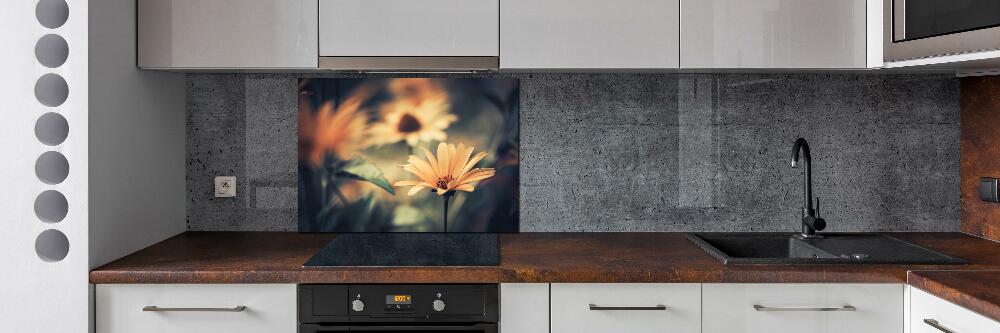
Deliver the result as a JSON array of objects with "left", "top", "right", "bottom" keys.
[{"left": 791, "top": 138, "right": 826, "bottom": 237}]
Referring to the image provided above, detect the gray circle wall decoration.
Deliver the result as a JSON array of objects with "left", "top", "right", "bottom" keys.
[
  {"left": 35, "top": 112, "right": 69, "bottom": 145},
  {"left": 35, "top": 34, "right": 69, "bottom": 68},
  {"left": 35, "top": 151, "right": 69, "bottom": 184},
  {"left": 35, "top": 229, "right": 70, "bottom": 262},
  {"left": 34, "top": 190, "right": 68, "bottom": 223},
  {"left": 36, "top": 0, "right": 70, "bottom": 29},
  {"left": 34, "top": 73, "right": 69, "bottom": 107}
]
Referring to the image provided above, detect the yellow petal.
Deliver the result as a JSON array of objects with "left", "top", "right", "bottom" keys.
[
  {"left": 457, "top": 152, "right": 488, "bottom": 179},
  {"left": 408, "top": 185, "right": 428, "bottom": 196},
  {"left": 454, "top": 145, "right": 474, "bottom": 179},
  {"left": 407, "top": 156, "right": 437, "bottom": 182},
  {"left": 418, "top": 146, "right": 440, "bottom": 178},
  {"left": 430, "top": 115, "right": 457, "bottom": 129},
  {"left": 457, "top": 168, "right": 496, "bottom": 185},
  {"left": 426, "top": 130, "right": 447, "bottom": 142},
  {"left": 454, "top": 184, "right": 475, "bottom": 192},
  {"left": 403, "top": 165, "right": 437, "bottom": 185},
  {"left": 447, "top": 143, "right": 459, "bottom": 176},
  {"left": 451, "top": 143, "right": 467, "bottom": 177},
  {"left": 394, "top": 180, "right": 424, "bottom": 187},
  {"left": 437, "top": 142, "right": 450, "bottom": 177}
]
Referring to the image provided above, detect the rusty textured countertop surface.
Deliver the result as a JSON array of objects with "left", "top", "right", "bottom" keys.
[
  {"left": 91, "top": 232, "right": 1000, "bottom": 285},
  {"left": 908, "top": 270, "right": 1000, "bottom": 322}
]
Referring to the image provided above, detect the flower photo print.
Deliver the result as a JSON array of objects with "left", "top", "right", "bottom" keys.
[{"left": 298, "top": 78, "right": 519, "bottom": 232}]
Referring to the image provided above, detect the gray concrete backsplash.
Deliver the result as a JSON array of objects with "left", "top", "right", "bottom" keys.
[{"left": 186, "top": 73, "right": 960, "bottom": 232}]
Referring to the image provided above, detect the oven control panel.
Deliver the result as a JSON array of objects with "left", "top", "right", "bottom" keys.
[{"left": 298, "top": 284, "right": 498, "bottom": 323}]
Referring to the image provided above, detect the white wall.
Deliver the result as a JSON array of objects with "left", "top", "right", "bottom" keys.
[
  {"left": 88, "top": 0, "right": 186, "bottom": 270},
  {"left": 0, "top": 0, "right": 184, "bottom": 331},
  {"left": 0, "top": 0, "right": 90, "bottom": 331}
]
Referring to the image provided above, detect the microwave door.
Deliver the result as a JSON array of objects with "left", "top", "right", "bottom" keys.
[
  {"left": 885, "top": 0, "right": 1000, "bottom": 61},
  {"left": 896, "top": 0, "right": 1000, "bottom": 42}
]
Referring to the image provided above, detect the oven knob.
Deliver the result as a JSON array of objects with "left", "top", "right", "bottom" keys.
[
  {"left": 432, "top": 299, "right": 446, "bottom": 312},
  {"left": 351, "top": 299, "right": 365, "bottom": 312}
]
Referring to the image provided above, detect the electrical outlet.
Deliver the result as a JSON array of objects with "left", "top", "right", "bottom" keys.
[
  {"left": 980, "top": 177, "right": 999, "bottom": 202},
  {"left": 215, "top": 176, "right": 236, "bottom": 198}
]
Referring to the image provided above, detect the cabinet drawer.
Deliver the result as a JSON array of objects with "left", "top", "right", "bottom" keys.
[
  {"left": 551, "top": 283, "right": 701, "bottom": 333},
  {"left": 96, "top": 284, "right": 296, "bottom": 333},
  {"left": 910, "top": 287, "right": 1000, "bottom": 333},
  {"left": 703, "top": 283, "right": 903, "bottom": 333}
]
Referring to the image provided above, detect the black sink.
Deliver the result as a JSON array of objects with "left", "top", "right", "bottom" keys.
[{"left": 687, "top": 233, "right": 966, "bottom": 265}]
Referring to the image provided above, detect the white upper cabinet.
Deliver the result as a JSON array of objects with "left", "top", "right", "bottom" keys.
[
  {"left": 500, "top": 0, "right": 680, "bottom": 69},
  {"left": 680, "top": 0, "right": 870, "bottom": 69},
  {"left": 137, "top": 0, "right": 318, "bottom": 69},
  {"left": 319, "top": 0, "right": 499, "bottom": 57}
]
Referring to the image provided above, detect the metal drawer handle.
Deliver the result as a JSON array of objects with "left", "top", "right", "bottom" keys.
[
  {"left": 753, "top": 304, "right": 856, "bottom": 312},
  {"left": 142, "top": 306, "right": 247, "bottom": 312},
  {"left": 924, "top": 319, "right": 955, "bottom": 333},
  {"left": 589, "top": 304, "right": 667, "bottom": 311}
]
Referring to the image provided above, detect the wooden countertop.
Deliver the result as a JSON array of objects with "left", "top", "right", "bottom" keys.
[
  {"left": 91, "top": 232, "right": 1000, "bottom": 284},
  {"left": 908, "top": 270, "right": 1000, "bottom": 322},
  {"left": 89, "top": 232, "right": 1000, "bottom": 320}
]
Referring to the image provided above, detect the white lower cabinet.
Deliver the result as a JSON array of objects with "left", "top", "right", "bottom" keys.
[
  {"left": 910, "top": 287, "right": 1000, "bottom": 333},
  {"left": 96, "top": 284, "right": 297, "bottom": 333},
  {"left": 702, "top": 283, "right": 904, "bottom": 333},
  {"left": 96, "top": 283, "right": 999, "bottom": 333},
  {"left": 550, "top": 283, "right": 701, "bottom": 333},
  {"left": 500, "top": 283, "right": 549, "bottom": 333}
]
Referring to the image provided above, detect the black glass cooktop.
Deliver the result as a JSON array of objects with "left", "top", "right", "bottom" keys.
[{"left": 303, "top": 233, "right": 500, "bottom": 267}]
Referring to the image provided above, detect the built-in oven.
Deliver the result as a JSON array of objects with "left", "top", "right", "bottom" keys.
[
  {"left": 298, "top": 284, "right": 498, "bottom": 333},
  {"left": 885, "top": 0, "right": 1000, "bottom": 61}
]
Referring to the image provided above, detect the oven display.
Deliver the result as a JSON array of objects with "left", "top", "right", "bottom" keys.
[
  {"left": 386, "top": 295, "right": 412, "bottom": 304},
  {"left": 385, "top": 294, "right": 414, "bottom": 311}
]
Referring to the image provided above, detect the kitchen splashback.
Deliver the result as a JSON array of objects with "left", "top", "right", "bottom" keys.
[
  {"left": 298, "top": 78, "right": 520, "bottom": 232},
  {"left": 186, "top": 73, "right": 960, "bottom": 232}
]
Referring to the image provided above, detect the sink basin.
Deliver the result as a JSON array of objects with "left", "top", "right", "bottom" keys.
[{"left": 687, "top": 233, "right": 966, "bottom": 265}]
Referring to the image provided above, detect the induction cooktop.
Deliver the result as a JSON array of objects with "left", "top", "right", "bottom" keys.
[{"left": 303, "top": 233, "right": 500, "bottom": 267}]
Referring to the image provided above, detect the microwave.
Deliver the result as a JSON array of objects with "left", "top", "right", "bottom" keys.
[{"left": 884, "top": 0, "right": 1000, "bottom": 62}]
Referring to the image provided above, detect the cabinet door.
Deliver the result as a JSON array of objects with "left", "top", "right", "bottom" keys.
[
  {"left": 680, "top": 0, "right": 867, "bottom": 68},
  {"left": 319, "top": 0, "right": 499, "bottom": 57},
  {"left": 910, "top": 287, "right": 1000, "bottom": 333},
  {"left": 702, "top": 283, "right": 903, "bottom": 333},
  {"left": 500, "top": 284, "right": 548, "bottom": 333},
  {"left": 501, "top": 0, "right": 680, "bottom": 69},
  {"left": 138, "top": 0, "right": 318, "bottom": 69},
  {"left": 96, "top": 284, "right": 297, "bottom": 333},
  {"left": 551, "top": 283, "right": 701, "bottom": 333}
]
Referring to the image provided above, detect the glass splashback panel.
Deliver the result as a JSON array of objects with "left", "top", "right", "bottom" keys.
[{"left": 298, "top": 78, "right": 520, "bottom": 233}]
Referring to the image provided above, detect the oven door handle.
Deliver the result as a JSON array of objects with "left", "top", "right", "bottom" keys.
[
  {"left": 348, "top": 323, "right": 496, "bottom": 331},
  {"left": 299, "top": 323, "right": 497, "bottom": 332}
]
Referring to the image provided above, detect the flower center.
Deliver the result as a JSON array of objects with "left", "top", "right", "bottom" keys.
[
  {"left": 397, "top": 113, "right": 422, "bottom": 133},
  {"left": 436, "top": 175, "right": 454, "bottom": 190}
]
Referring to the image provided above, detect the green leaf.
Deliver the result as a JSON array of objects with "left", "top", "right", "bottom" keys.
[{"left": 336, "top": 157, "right": 396, "bottom": 195}]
